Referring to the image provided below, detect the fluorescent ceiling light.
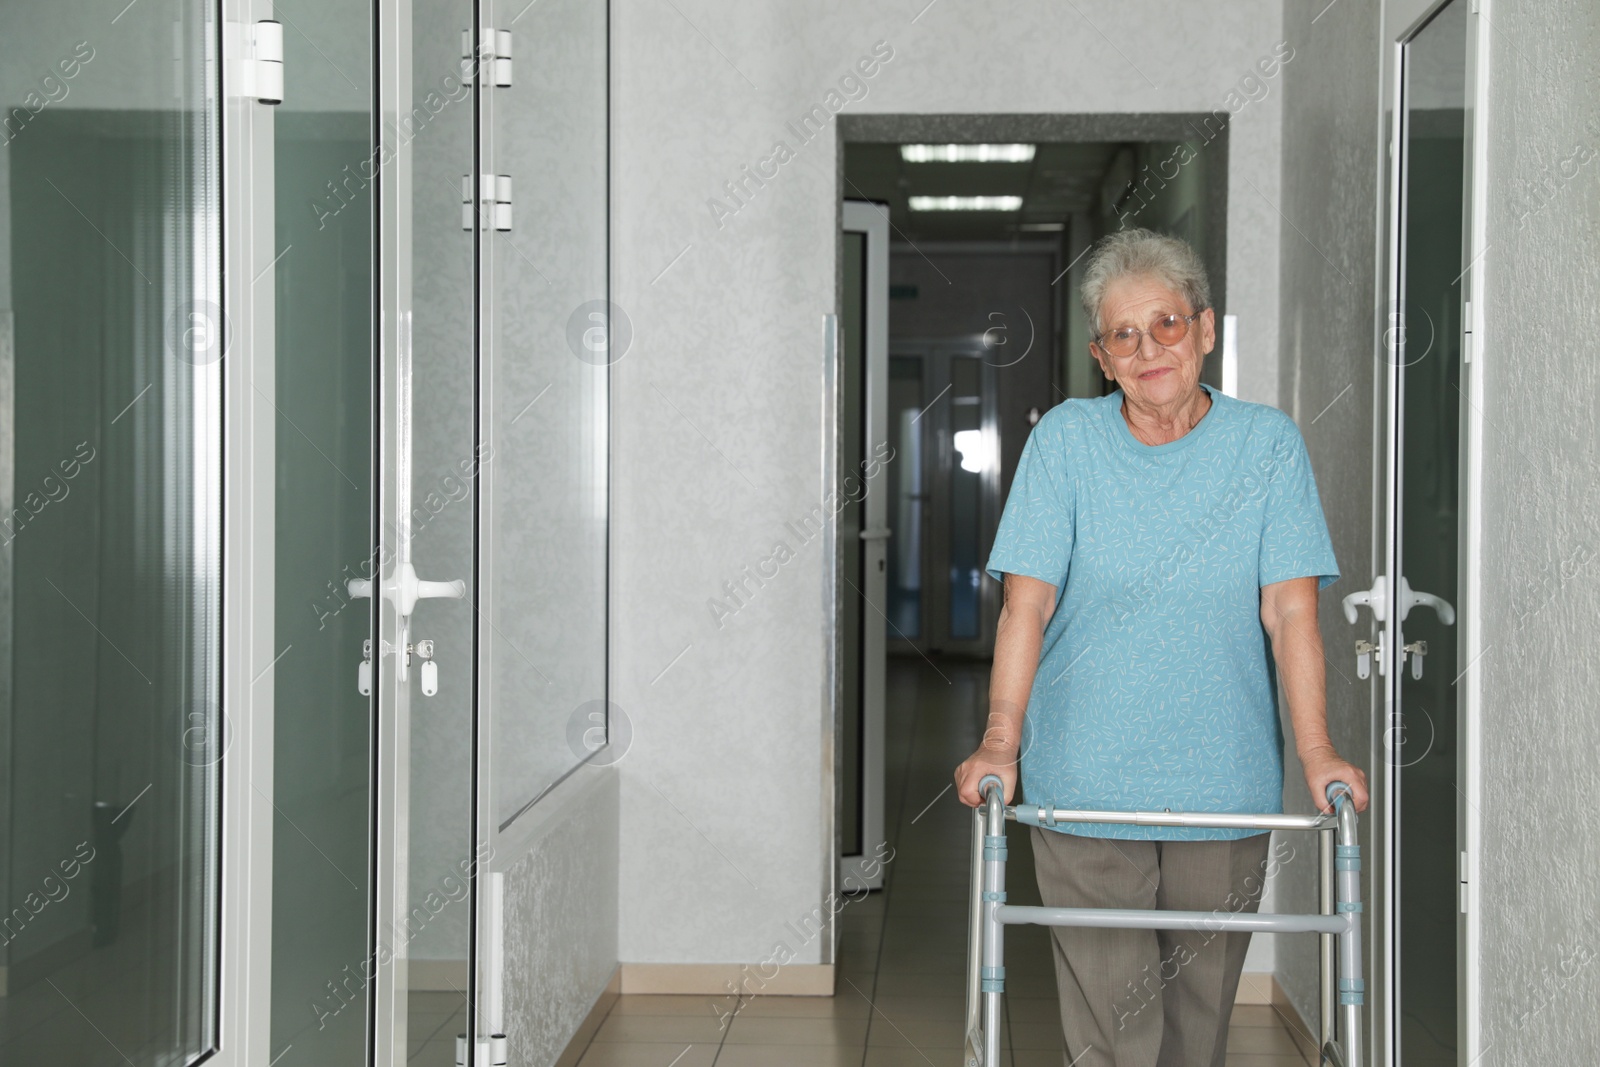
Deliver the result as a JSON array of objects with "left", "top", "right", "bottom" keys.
[
  {"left": 908, "top": 195, "right": 1023, "bottom": 212},
  {"left": 1017, "top": 222, "right": 1065, "bottom": 232},
  {"left": 901, "top": 143, "right": 1036, "bottom": 163}
]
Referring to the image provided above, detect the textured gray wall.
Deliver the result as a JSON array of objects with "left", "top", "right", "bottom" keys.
[
  {"left": 611, "top": 0, "right": 1290, "bottom": 970},
  {"left": 500, "top": 766, "right": 619, "bottom": 1067},
  {"left": 1274, "top": 0, "right": 1383, "bottom": 1028},
  {"left": 1476, "top": 1, "right": 1600, "bottom": 1059}
]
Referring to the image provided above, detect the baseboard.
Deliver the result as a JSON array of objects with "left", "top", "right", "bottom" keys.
[
  {"left": 619, "top": 962, "right": 836, "bottom": 996},
  {"left": 553, "top": 966, "right": 620, "bottom": 1067}
]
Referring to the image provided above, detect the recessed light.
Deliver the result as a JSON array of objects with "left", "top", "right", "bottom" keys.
[
  {"left": 900, "top": 144, "right": 1037, "bottom": 164},
  {"left": 908, "top": 195, "right": 1023, "bottom": 212}
]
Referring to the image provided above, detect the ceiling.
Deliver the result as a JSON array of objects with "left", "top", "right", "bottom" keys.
[{"left": 842, "top": 141, "right": 1124, "bottom": 243}]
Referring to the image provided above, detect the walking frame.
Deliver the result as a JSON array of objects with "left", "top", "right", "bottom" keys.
[{"left": 965, "top": 776, "right": 1364, "bottom": 1067}]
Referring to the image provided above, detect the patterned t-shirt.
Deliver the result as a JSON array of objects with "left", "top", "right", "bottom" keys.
[{"left": 985, "top": 383, "right": 1339, "bottom": 840}]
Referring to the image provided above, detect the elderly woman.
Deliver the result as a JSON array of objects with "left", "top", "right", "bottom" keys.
[{"left": 954, "top": 228, "right": 1368, "bottom": 1067}]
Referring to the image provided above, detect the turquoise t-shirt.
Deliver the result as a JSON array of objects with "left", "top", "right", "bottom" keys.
[{"left": 985, "top": 384, "right": 1339, "bottom": 840}]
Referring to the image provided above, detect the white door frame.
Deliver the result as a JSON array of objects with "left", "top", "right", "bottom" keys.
[
  {"left": 219, "top": 2, "right": 280, "bottom": 1064},
  {"left": 1375, "top": 1, "right": 1487, "bottom": 1063},
  {"left": 373, "top": 0, "right": 417, "bottom": 1061},
  {"left": 840, "top": 200, "right": 889, "bottom": 891}
]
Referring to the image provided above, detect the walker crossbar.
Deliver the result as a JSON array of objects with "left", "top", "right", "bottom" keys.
[{"left": 965, "top": 776, "right": 1364, "bottom": 1067}]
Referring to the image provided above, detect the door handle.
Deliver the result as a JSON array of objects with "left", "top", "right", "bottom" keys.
[
  {"left": 1395, "top": 576, "right": 1455, "bottom": 625},
  {"left": 859, "top": 527, "right": 893, "bottom": 541},
  {"left": 345, "top": 563, "right": 464, "bottom": 693},
  {"left": 346, "top": 562, "right": 465, "bottom": 617},
  {"left": 1342, "top": 575, "right": 1388, "bottom": 624}
]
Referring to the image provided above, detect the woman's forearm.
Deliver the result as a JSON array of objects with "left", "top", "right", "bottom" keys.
[
  {"left": 984, "top": 577, "right": 1054, "bottom": 753},
  {"left": 1262, "top": 577, "right": 1333, "bottom": 757}
]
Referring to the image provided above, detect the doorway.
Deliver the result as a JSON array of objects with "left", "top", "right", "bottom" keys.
[{"left": 833, "top": 118, "right": 1229, "bottom": 911}]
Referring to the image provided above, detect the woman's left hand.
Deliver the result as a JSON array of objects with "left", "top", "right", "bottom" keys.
[{"left": 1301, "top": 745, "right": 1369, "bottom": 813}]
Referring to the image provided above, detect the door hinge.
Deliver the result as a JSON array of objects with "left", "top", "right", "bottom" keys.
[
  {"left": 462, "top": 29, "right": 513, "bottom": 87},
  {"left": 456, "top": 1033, "right": 508, "bottom": 1066},
  {"left": 461, "top": 174, "right": 513, "bottom": 231},
  {"left": 235, "top": 20, "right": 284, "bottom": 104},
  {"left": 1463, "top": 299, "right": 1473, "bottom": 364},
  {"left": 1459, "top": 849, "right": 1470, "bottom": 913}
]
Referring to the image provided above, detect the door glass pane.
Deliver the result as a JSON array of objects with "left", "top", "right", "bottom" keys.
[
  {"left": 487, "top": 0, "right": 610, "bottom": 827},
  {"left": 405, "top": 0, "right": 480, "bottom": 1057},
  {"left": 1, "top": 1, "right": 221, "bottom": 1063},
  {"left": 887, "top": 356, "right": 924, "bottom": 639},
  {"left": 840, "top": 230, "right": 867, "bottom": 858},
  {"left": 948, "top": 357, "right": 984, "bottom": 640},
  {"left": 1396, "top": 3, "right": 1465, "bottom": 1065},
  {"left": 269, "top": 5, "right": 375, "bottom": 1065}
]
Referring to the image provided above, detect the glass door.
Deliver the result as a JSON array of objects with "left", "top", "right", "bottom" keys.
[
  {"left": 0, "top": 1, "right": 223, "bottom": 1064},
  {"left": 263, "top": 1, "right": 480, "bottom": 1064},
  {"left": 886, "top": 342, "right": 1001, "bottom": 658},
  {"left": 264, "top": 6, "right": 377, "bottom": 1064},
  {"left": 1384, "top": 3, "right": 1467, "bottom": 1064},
  {"left": 473, "top": 0, "right": 613, "bottom": 1042}
]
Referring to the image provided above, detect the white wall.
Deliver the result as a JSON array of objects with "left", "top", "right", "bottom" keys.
[
  {"left": 1274, "top": 0, "right": 1384, "bottom": 1026},
  {"left": 610, "top": 0, "right": 1289, "bottom": 969},
  {"left": 1475, "top": 1, "right": 1600, "bottom": 1059}
]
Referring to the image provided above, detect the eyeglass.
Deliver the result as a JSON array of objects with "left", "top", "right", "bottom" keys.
[{"left": 1093, "top": 311, "right": 1203, "bottom": 359}]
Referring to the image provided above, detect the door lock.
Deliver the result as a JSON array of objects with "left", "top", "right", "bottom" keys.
[
  {"left": 1353, "top": 638, "right": 1377, "bottom": 680},
  {"left": 408, "top": 639, "right": 439, "bottom": 696},
  {"left": 346, "top": 564, "right": 463, "bottom": 687},
  {"left": 1402, "top": 639, "right": 1428, "bottom": 680}
]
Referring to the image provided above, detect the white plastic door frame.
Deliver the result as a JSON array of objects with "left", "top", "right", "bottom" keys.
[
  {"left": 841, "top": 200, "right": 889, "bottom": 892},
  {"left": 219, "top": 1, "right": 279, "bottom": 1063}
]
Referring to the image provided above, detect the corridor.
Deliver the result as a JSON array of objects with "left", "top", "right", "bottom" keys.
[
  {"left": 4, "top": 1, "right": 1599, "bottom": 1065},
  {"left": 564, "top": 661, "right": 1316, "bottom": 1067}
]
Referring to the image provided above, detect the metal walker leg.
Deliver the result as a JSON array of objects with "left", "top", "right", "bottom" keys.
[{"left": 963, "top": 776, "right": 1364, "bottom": 1067}]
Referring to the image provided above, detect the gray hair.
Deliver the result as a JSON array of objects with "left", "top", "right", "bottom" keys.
[{"left": 1080, "top": 228, "right": 1211, "bottom": 336}]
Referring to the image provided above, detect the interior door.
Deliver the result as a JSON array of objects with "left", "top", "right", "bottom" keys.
[
  {"left": 261, "top": 2, "right": 481, "bottom": 1064},
  {"left": 886, "top": 342, "right": 1000, "bottom": 659},
  {"left": 1373, "top": 3, "right": 1469, "bottom": 1064},
  {"left": 840, "top": 201, "right": 888, "bottom": 889}
]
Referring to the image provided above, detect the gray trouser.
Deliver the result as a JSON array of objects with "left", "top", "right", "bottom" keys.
[{"left": 1029, "top": 828, "right": 1272, "bottom": 1067}]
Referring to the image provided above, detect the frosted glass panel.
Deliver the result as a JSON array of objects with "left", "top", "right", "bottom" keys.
[{"left": 487, "top": 0, "right": 610, "bottom": 828}]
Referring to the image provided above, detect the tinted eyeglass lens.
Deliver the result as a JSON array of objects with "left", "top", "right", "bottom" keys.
[
  {"left": 1150, "top": 314, "right": 1190, "bottom": 345},
  {"left": 1105, "top": 328, "right": 1139, "bottom": 357}
]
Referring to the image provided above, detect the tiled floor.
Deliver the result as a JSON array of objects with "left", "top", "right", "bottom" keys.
[{"left": 570, "top": 658, "right": 1321, "bottom": 1067}]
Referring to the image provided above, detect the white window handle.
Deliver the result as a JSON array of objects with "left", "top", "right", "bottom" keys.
[
  {"left": 345, "top": 562, "right": 464, "bottom": 619},
  {"left": 1395, "top": 576, "right": 1455, "bottom": 625},
  {"left": 1342, "top": 575, "right": 1389, "bottom": 624}
]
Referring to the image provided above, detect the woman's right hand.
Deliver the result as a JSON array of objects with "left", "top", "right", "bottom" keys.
[{"left": 954, "top": 743, "right": 1019, "bottom": 807}]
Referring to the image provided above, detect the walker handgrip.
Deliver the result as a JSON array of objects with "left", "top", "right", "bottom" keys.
[
  {"left": 978, "top": 774, "right": 1004, "bottom": 801},
  {"left": 1325, "top": 781, "right": 1353, "bottom": 809}
]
